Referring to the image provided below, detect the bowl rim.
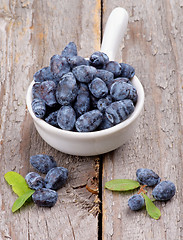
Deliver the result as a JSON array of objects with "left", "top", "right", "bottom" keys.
[{"left": 26, "top": 75, "right": 144, "bottom": 139}]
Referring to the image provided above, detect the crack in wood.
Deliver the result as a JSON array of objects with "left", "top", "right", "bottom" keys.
[
  {"left": 72, "top": 184, "right": 87, "bottom": 189},
  {"left": 65, "top": 207, "right": 76, "bottom": 240},
  {"left": 98, "top": 154, "right": 103, "bottom": 240}
]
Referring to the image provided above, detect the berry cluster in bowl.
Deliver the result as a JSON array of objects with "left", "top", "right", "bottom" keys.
[{"left": 31, "top": 42, "right": 137, "bottom": 132}]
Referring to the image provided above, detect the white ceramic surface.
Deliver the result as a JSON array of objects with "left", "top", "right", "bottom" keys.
[{"left": 26, "top": 7, "right": 145, "bottom": 156}]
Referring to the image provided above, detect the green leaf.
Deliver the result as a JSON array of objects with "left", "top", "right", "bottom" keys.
[
  {"left": 4, "top": 171, "right": 30, "bottom": 197},
  {"left": 105, "top": 179, "right": 140, "bottom": 191},
  {"left": 142, "top": 193, "right": 161, "bottom": 220},
  {"left": 12, "top": 189, "right": 35, "bottom": 213}
]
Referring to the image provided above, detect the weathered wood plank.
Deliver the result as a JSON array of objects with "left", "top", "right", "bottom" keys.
[
  {"left": 102, "top": 1, "right": 183, "bottom": 239},
  {"left": 0, "top": 0, "right": 102, "bottom": 239}
]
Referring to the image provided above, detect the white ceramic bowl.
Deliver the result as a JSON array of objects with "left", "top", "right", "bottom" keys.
[{"left": 26, "top": 8, "right": 145, "bottom": 156}]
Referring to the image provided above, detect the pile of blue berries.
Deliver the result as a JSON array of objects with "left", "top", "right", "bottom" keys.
[
  {"left": 32, "top": 42, "right": 137, "bottom": 132},
  {"left": 25, "top": 154, "right": 68, "bottom": 207},
  {"left": 128, "top": 168, "right": 176, "bottom": 211}
]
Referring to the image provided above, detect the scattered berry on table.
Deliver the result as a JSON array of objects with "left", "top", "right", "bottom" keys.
[
  {"left": 152, "top": 181, "right": 176, "bottom": 201},
  {"left": 89, "top": 77, "right": 108, "bottom": 98},
  {"left": 75, "top": 110, "right": 103, "bottom": 132},
  {"left": 136, "top": 168, "right": 161, "bottom": 187},
  {"left": 128, "top": 194, "right": 145, "bottom": 211},
  {"left": 45, "top": 167, "right": 68, "bottom": 190},
  {"left": 32, "top": 188, "right": 58, "bottom": 207},
  {"left": 57, "top": 105, "right": 76, "bottom": 130},
  {"left": 61, "top": 41, "right": 77, "bottom": 59},
  {"left": 30, "top": 154, "right": 57, "bottom": 174},
  {"left": 31, "top": 98, "right": 46, "bottom": 119},
  {"left": 120, "top": 63, "right": 135, "bottom": 79},
  {"left": 25, "top": 172, "right": 45, "bottom": 190}
]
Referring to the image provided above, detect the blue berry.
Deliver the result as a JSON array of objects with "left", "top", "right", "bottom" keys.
[
  {"left": 97, "top": 95, "right": 112, "bottom": 113},
  {"left": 45, "top": 167, "right": 68, "bottom": 190},
  {"left": 74, "top": 94, "right": 90, "bottom": 117},
  {"left": 90, "top": 94, "right": 98, "bottom": 109},
  {"left": 61, "top": 42, "right": 77, "bottom": 59},
  {"left": 68, "top": 55, "right": 88, "bottom": 69},
  {"left": 39, "top": 80, "right": 57, "bottom": 107},
  {"left": 89, "top": 51, "right": 109, "bottom": 69},
  {"left": 128, "top": 194, "right": 144, "bottom": 211},
  {"left": 74, "top": 83, "right": 90, "bottom": 117},
  {"left": 96, "top": 69, "right": 114, "bottom": 88},
  {"left": 152, "top": 181, "right": 176, "bottom": 201},
  {"left": 105, "top": 61, "right": 121, "bottom": 78},
  {"left": 50, "top": 55, "right": 70, "bottom": 77},
  {"left": 57, "top": 105, "right": 76, "bottom": 130},
  {"left": 33, "top": 66, "right": 55, "bottom": 83},
  {"left": 120, "top": 63, "right": 135, "bottom": 79},
  {"left": 98, "top": 115, "right": 114, "bottom": 130},
  {"left": 32, "top": 98, "right": 46, "bottom": 119},
  {"left": 89, "top": 77, "right": 108, "bottom": 98},
  {"left": 32, "top": 82, "right": 41, "bottom": 99},
  {"left": 136, "top": 168, "right": 161, "bottom": 187},
  {"left": 45, "top": 110, "right": 59, "bottom": 127},
  {"left": 72, "top": 65, "right": 97, "bottom": 83},
  {"left": 105, "top": 99, "right": 134, "bottom": 124},
  {"left": 110, "top": 81, "right": 138, "bottom": 104},
  {"left": 32, "top": 188, "right": 58, "bottom": 207},
  {"left": 25, "top": 172, "right": 45, "bottom": 190},
  {"left": 112, "top": 77, "right": 131, "bottom": 85},
  {"left": 56, "top": 72, "right": 78, "bottom": 105},
  {"left": 31, "top": 42, "right": 138, "bottom": 132},
  {"left": 75, "top": 110, "right": 103, "bottom": 132},
  {"left": 30, "top": 154, "right": 57, "bottom": 174},
  {"left": 77, "top": 82, "right": 90, "bottom": 95}
]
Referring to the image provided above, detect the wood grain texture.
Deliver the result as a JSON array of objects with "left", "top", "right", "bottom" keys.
[
  {"left": 1, "top": 0, "right": 183, "bottom": 239},
  {"left": 0, "top": 1, "right": 101, "bottom": 239},
  {"left": 102, "top": 1, "right": 183, "bottom": 240}
]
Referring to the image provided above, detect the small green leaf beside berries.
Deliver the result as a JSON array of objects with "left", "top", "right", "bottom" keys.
[
  {"left": 4, "top": 171, "right": 32, "bottom": 197},
  {"left": 105, "top": 168, "right": 176, "bottom": 220},
  {"left": 12, "top": 190, "right": 35, "bottom": 213},
  {"left": 4, "top": 154, "right": 69, "bottom": 213},
  {"left": 4, "top": 171, "right": 35, "bottom": 212},
  {"left": 105, "top": 179, "right": 140, "bottom": 191},
  {"left": 141, "top": 193, "right": 161, "bottom": 220}
]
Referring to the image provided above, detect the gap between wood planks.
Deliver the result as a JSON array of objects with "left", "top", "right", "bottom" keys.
[
  {"left": 98, "top": 2, "right": 103, "bottom": 239},
  {"left": 98, "top": 154, "right": 103, "bottom": 240}
]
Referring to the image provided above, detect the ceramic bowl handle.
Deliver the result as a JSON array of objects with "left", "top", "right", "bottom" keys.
[{"left": 100, "top": 7, "right": 129, "bottom": 61}]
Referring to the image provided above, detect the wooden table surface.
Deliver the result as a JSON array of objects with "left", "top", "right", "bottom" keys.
[{"left": 0, "top": 1, "right": 183, "bottom": 239}]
